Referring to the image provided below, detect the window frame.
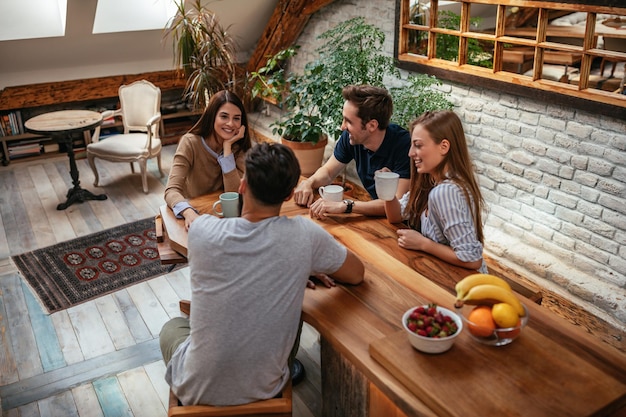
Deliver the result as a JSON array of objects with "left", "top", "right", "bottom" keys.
[{"left": 394, "top": 0, "right": 626, "bottom": 120}]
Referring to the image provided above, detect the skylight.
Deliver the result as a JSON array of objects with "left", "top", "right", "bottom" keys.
[
  {"left": 0, "top": 0, "right": 67, "bottom": 42},
  {"left": 0, "top": 0, "right": 177, "bottom": 42},
  {"left": 93, "top": 0, "right": 178, "bottom": 34}
]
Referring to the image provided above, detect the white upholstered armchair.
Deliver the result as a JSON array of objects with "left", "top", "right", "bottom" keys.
[{"left": 87, "top": 79, "right": 163, "bottom": 194}]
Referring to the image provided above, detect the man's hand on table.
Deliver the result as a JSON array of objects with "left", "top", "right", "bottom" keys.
[
  {"left": 309, "top": 198, "right": 347, "bottom": 220},
  {"left": 307, "top": 273, "right": 336, "bottom": 289},
  {"left": 294, "top": 181, "right": 315, "bottom": 207}
]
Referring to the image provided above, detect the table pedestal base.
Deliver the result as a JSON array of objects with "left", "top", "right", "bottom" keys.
[
  {"left": 58, "top": 185, "right": 107, "bottom": 210},
  {"left": 56, "top": 134, "right": 107, "bottom": 210}
]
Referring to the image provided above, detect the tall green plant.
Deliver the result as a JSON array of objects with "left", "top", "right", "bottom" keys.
[
  {"left": 389, "top": 75, "right": 454, "bottom": 130},
  {"left": 164, "top": 0, "right": 237, "bottom": 110}
]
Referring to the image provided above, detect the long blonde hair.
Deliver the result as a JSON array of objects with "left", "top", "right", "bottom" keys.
[{"left": 406, "top": 111, "right": 485, "bottom": 244}]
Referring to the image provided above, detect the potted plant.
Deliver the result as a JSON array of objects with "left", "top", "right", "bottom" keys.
[
  {"left": 249, "top": 17, "right": 454, "bottom": 176},
  {"left": 164, "top": 0, "right": 238, "bottom": 110}
]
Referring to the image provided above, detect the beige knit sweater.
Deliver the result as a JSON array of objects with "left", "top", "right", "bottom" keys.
[{"left": 164, "top": 133, "right": 246, "bottom": 210}]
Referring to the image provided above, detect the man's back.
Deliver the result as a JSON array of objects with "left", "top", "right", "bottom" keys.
[{"left": 165, "top": 214, "right": 347, "bottom": 406}]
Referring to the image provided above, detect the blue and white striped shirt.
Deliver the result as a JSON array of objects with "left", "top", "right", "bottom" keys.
[{"left": 399, "top": 180, "right": 487, "bottom": 273}]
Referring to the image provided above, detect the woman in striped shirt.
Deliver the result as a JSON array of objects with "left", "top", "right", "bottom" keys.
[{"left": 383, "top": 110, "right": 488, "bottom": 273}]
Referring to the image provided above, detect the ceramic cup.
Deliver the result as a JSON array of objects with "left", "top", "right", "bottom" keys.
[
  {"left": 375, "top": 171, "right": 400, "bottom": 201},
  {"left": 318, "top": 184, "right": 344, "bottom": 202},
  {"left": 212, "top": 192, "right": 240, "bottom": 218}
]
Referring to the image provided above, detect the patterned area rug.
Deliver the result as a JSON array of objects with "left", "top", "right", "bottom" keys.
[{"left": 12, "top": 218, "right": 175, "bottom": 314}]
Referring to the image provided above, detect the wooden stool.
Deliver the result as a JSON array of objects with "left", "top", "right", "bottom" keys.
[
  {"left": 167, "top": 381, "right": 292, "bottom": 417},
  {"left": 168, "top": 299, "right": 293, "bottom": 416}
]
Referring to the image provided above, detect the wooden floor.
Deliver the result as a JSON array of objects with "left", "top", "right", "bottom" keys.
[{"left": 0, "top": 144, "right": 322, "bottom": 417}]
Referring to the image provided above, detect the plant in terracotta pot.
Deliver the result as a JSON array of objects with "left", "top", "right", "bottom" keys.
[{"left": 164, "top": 0, "right": 238, "bottom": 110}]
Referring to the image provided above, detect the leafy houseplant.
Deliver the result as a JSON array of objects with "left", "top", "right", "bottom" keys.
[
  {"left": 249, "top": 46, "right": 298, "bottom": 105},
  {"left": 164, "top": 0, "right": 238, "bottom": 110},
  {"left": 389, "top": 75, "right": 454, "bottom": 130}
]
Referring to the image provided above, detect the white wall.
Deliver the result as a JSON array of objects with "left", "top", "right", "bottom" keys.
[
  {"left": 291, "top": 0, "right": 626, "bottom": 333},
  {"left": 0, "top": 0, "right": 277, "bottom": 90}
]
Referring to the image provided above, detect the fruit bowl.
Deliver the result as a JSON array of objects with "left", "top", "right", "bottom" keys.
[
  {"left": 456, "top": 303, "right": 529, "bottom": 346},
  {"left": 402, "top": 305, "right": 463, "bottom": 354}
]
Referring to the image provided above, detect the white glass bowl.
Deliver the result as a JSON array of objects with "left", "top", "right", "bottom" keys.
[
  {"left": 456, "top": 303, "right": 529, "bottom": 346},
  {"left": 402, "top": 305, "right": 463, "bottom": 354}
]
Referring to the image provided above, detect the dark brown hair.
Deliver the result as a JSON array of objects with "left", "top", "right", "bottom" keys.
[
  {"left": 190, "top": 90, "right": 252, "bottom": 153},
  {"left": 406, "top": 111, "right": 485, "bottom": 244},
  {"left": 342, "top": 85, "right": 393, "bottom": 130},
  {"left": 245, "top": 142, "right": 301, "bottom": 205}
]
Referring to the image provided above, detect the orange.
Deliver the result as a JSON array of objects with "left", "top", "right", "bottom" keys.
[{"left": 467, "top": 306, "right": 496, "bottom": 337}]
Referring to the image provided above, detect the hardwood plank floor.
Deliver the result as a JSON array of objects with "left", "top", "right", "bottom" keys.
[{"left": 0, "top": 143, "right": 322, "bottom": 416}]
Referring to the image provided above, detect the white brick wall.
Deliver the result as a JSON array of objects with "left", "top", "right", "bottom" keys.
[{"left": 292, "top": 0, "right": 626, "bottom": 332}]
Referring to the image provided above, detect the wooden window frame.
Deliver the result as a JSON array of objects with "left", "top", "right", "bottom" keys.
[{"left": 394, "top": 0, "right": 626, "bottom": 120}]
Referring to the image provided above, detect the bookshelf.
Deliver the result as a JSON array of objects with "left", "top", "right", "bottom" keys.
[{"left": 0, "top": 70, "right": 195, "bottom": 165}]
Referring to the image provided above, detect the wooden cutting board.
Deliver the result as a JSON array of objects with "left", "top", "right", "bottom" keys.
[{"left": 369, "top": 329, "right": 626, "bottom": 417}]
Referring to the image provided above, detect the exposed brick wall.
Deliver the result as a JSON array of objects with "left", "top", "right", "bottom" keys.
[{"left": 291, "top": 0, "right": 626, "bottom": 333}]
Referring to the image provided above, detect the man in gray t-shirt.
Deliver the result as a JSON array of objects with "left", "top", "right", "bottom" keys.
[{"left": 159, "top": 142, "right": 364, "bottom": 407}]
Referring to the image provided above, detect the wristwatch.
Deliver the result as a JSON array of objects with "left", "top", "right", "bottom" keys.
[{"left": 343, "top": 199, "right": 354, "bottom": 214}]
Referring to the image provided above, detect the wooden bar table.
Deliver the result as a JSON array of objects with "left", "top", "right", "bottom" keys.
[
  {"left": 157, "top": 191, "right": 626, "bottom": 417},
  {"left": 24, "top": 110, "right": 107, "bottom": 210}
]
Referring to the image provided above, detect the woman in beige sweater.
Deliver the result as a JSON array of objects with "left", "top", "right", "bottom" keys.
[{"left": 165, "top": 90, "right": 252, "bottom": 229}]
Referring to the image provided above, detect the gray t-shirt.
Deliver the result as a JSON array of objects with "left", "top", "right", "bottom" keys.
[{"left": 165, "top": 214, "right": 347, "bottom": 406}]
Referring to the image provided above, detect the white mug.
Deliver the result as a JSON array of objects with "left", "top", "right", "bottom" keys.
[
  {"left": 212, "top": 192, "right": 240, "bottom": 217},
  {"left": 375, "top": 171, "right": 400, "bottom": 201},
  {"left": 318, "top": 184, "right": 344, "bottom": 202}
]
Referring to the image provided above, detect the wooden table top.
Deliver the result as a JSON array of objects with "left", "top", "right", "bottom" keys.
[
  {"left": 24, "top": 109, "right": 102, "bottom": 135},
  {"left": 158, "top": 190, "right": 626, "bottom": 417}
]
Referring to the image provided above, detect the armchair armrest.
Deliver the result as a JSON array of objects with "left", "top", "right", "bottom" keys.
[
  {"left": 146, "top": 112, "right": 162, "bottom": 127},
  {"left": 146, "top": 112, "right": 162, "bottom": 141},
  {"left": 101, "top": 109, "right": 117, "bottom": 119}
]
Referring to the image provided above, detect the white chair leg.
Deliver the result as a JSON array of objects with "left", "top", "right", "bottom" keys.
[
  {"left": 139, "top": 159, "right": 148, "bottom": 193},
  {"left": 130, "top": 162, "right": 136, "bottom": 173},
  {"left": 87, "top": 153, "right": 100, "bottom": 187}
]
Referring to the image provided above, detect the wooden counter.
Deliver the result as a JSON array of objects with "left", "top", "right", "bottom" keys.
[{"left": 157, "top": 191, "right": 626, "bottom": 417}]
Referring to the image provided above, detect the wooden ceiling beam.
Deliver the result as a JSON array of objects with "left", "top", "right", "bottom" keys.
[
  {"left": 245, "top": 0, "right": 337, "bottom": 74},
  {"left": 0, "top": 70, "right": 186, "bottom": 111}
]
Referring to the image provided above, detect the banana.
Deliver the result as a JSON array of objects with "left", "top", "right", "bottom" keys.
[
  {"left": 457, "top": 284, "right": 526, "bottom": 317},
  {"left": 455, "top": 274, "right": 512, "bottom": 299}
]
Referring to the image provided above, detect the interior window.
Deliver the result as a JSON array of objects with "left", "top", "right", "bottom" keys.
[{"left": 397, "top": 0, "right": 626, "bottom": 118}]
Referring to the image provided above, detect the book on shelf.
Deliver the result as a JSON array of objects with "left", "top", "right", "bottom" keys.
[
  {"left": 0, "top": 110, "right": 23, "bottom": 136},
  {"left": 102, "top": 116, "right": 116, "bottom": 125},
  {"left": 43, "top": 142, "right": 60, "bottom": 153},
  {"left": 10, "top": 137, "right": 44, "bottom": 146},
  {"left": 8, "top": 142, "right": 42, "bottom": 159}
]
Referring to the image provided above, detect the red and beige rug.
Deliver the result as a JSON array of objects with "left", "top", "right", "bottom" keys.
[{"left": 12, "top": 217, "right": 176, "bottom": 313}]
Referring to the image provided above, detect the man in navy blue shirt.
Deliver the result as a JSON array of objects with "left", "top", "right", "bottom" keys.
[{"left": 294, "top": 85, "right": 411, "bottom": 218}]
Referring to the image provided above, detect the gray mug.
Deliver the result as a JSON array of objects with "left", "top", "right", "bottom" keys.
[{"left": 212, "top": 192, "right": 240, "bottom": 217}]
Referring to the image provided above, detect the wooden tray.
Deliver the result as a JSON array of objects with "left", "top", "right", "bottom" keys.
[{"left": 369, "top": 329, "right": 626, "bottom": 417}]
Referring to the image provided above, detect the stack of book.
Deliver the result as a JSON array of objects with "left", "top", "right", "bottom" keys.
[
  {"left": 0, "top": 111, "right": 24, "bottom": 137},
  {"left": 8, "top": 138, "right": 42, "bottom": 159}
]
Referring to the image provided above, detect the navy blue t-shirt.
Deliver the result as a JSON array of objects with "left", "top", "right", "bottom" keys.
[{"left": 333, "top": 124, "right": 411, "bottom": 199}]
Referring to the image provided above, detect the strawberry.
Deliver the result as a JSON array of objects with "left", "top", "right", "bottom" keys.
[{"left": 406, "top": 304, "right": 458, "bottom": 339}]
